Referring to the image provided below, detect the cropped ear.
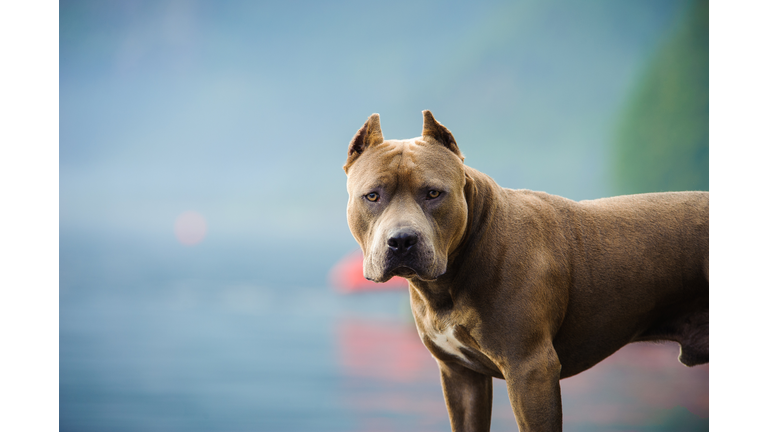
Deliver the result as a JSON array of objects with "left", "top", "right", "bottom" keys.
[
  {"left": 422, "top": 110, "right": 463, "bottom": 161},
  {"left": 343, "top": 113, "right": 384, "bottom": 173}
]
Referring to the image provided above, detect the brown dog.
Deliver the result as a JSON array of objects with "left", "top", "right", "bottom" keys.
[{"left": 343, "top": 111, "right": 708, "bottom": 431}]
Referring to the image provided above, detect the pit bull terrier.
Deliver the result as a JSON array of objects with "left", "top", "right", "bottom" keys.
[{"left": 343, "top": 111, "right": 708, "bottom": 432}]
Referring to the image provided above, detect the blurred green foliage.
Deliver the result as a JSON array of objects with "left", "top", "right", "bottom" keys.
[{"left": 612, "top": 0, "right": 708, "bottom": 195}]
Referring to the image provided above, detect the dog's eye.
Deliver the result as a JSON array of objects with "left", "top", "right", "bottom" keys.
[
  {"left": 427, "top": 190, "right": 441, "bottom": 199},
  {"left": 365, "top": 192, "right": 379, "bottom": 202}
]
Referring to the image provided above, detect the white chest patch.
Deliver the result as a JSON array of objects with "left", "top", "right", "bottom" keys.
[{"left": 430, "top": 326, "right": 470, "bottom": 362}]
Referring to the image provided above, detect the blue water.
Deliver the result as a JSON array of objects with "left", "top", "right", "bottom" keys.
[
  {"left": 60, "top": 231, "right": 453, "bottom": 431},
  {"left": 60, "top": 231, "right": 707, "bottom": 431}
]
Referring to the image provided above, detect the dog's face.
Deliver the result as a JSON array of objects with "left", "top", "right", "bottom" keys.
[{"left": 343, "top": 111, "right": 468, "bottom": 282}]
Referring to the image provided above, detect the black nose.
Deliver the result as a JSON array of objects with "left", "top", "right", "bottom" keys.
[{"left": 387, "top": 231, "right": 418, "bottom": 255}]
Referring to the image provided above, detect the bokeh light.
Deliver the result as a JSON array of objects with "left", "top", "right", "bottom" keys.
[{"left": 174, "top": 210, "right": 207, "bottom": 246}]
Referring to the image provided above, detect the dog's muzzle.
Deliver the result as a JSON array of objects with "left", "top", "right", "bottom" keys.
[{"left": 363, "top": 226, "right": 444, "bottom": 282}]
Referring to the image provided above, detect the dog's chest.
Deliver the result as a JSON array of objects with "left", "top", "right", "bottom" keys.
[
  {"left": 416, "top": 319, "right": 503, "bottom": 377},
  {"left": 429, "top": 326, "right": 471, "bottom": 362}
]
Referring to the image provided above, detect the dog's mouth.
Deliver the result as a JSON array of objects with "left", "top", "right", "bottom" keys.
[
  {"left": 363, "top": 244, "right": 445, "bottom": 283},
  {"left": 390, "top": 266, "right": 417, "bottom": 278},
  {"left": 386, "top": 265, "right": 443, "bottom": 282}
]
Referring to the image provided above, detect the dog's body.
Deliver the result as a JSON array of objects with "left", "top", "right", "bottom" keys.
[{"left": 343, "top": 111, "right": 708, "bottom": 431}]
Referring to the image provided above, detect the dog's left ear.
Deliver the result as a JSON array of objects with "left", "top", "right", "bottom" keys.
[{"left": 422, "top": 110, "right": 464, "bottom": 161}]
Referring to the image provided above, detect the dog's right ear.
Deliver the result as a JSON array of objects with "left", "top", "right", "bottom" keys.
[{"left": 343, "top": 113, "right": 384, "bottom": 173}]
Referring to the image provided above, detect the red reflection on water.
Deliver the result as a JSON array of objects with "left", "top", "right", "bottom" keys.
[
  {"left": 329, "top": 250, "right": 409, "bottom": 293},
  {"left": 336, "top": 318, "right": 448, "bottom": 432},
  {"left": 337, "top": 318, "right": 435, "bottom": 382}
]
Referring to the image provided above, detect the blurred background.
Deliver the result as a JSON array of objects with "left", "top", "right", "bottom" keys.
[{"left": 60, "top": 0, "right": 708, "bottom": 431}]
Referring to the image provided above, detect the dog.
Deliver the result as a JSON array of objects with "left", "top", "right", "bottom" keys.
[{"left": 342, "top": 111, "right": 708, "bottom": 431}]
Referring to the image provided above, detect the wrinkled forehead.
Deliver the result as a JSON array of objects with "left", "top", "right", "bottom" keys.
[{"left": 347, "top": 138, "right": 464, "bottom": 190}]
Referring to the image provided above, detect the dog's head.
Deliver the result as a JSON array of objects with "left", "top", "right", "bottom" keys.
[{"left": 343, "top": 111, "right": 469, "bottom": 283}]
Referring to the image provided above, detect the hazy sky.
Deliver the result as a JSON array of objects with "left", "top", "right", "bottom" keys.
[{"left": 60, "top": 0, "right": 687, "bottom": 251}]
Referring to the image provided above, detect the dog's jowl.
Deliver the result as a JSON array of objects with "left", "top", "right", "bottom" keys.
[{"left": 343, "top": 111, "right": 708, "bottom": 432}]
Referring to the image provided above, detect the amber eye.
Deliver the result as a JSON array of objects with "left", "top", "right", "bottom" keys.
[
  {"left": 427, "top": 190, "right": 441, "bottom": 199},
  {"left": 365, "top": 192, "right": 379, "bottom": 202}
]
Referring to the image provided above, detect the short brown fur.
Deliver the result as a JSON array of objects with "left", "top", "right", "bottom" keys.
[{"left": 343, "top": 111, "right": 708, "bottom": 432}]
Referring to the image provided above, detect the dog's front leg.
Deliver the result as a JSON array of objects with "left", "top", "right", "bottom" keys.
[
  {"left": 503, "top": 344, "right": 563, "bottom": 432},
  {"left": 436, "top": 359, "right": 493, "bottom": 432}
]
